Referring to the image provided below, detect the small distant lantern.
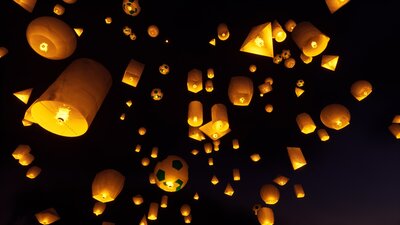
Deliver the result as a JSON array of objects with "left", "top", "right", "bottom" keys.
[
  {"left": 294, "top": 184, "right": 305, "bottom": 198},
  {"left": 0, "top": 47, "right": 8, "bottom": 58},
  {"left": 180, "top": 204, "right": 191, "bottom": 216},
  {"left": 154, "top": 155, "right": 189, "bottom": 192},
  {"left": 122, "top": 59, "right": 145, "bottom": 88},
  {"left": 265, "top": 104, "right": 273, "bottom": 113},
  {"left": 147, "top": 202, "right": 158, "bottom": 220},
  {"left": 73, "top": 28, "right": 83, "bottom": 37},
  {"left": 187, "top": 69, "right": 203, "bottom": 93},
  {"left": 12, "top": 144, "right": 31, "bottom": 160},
  {"left": 151, "top": 88, "right": 163, "bottom": 100},
  {"left": 232, "top": 138, "right": 240, "bottom": 149},
  {"left": 260, "top": 184, "right": 280, "bottom": 205},
  {"left": 273, "top": 54, "right": 283, "bottom": 64},
  {"left": 321, "top": 55, "right": 339, "bottom": 71},
  {"left": 188, "top": 126, "right": 206, "bottom": 141},
  {"left": 296, "top": 113, "right": 317, "bottom": 134},
  {"left": 188, "top": 100, "right": 203, "bottom": 127},
  {"left": 135, "top": 144, "right": 141, "bottom": 152},
  {"left": 389, "top": 124, "right": 400, "bottom": 139},
  {"left": 257, "top": 207, "right": 274, "bottom": 225},
  {"left": 320, "top": 103, "right": 351, "bottom": 130},
  {"left": 284, "top": 57, "right": 296, "bottom": 68},
  {"left": 228, "top": 76, "right": 254, "bottom": 106},
  {"left": 138, "top": 127, "right": 146, "bottom": 135},
  {"left": 126, "top": 100, "right": 133, "bottom": 107},
  {"left": 129, "top": 33, "right": 137, "bottom": 40},
  {"left": 392, "top": 115, "right": 400, "bottom": 124},
  {"left": 132, "top": 194, "right": 144, "bottom": 205},
  {"left": 250, "top": 153, "right": 261, "bottom": 162},
  {"left": 105, "top": 17, "right": 112, "bottom": 24},
  {"left": 147, "top": 25, "right": 159, "bottom": 38},
  {"left": 240, "top": 22, "right": 274, "bottom": 58},
  {"left": 249, "top": 64, "right": 257, "bottom": 72},
  {"left": 205, "top": 79, "right": 214, "bottom": 92},
  {"left": 217, "top": 23, "right": 230, "bottom": 41},
  {"left": 300, "top": 53, "right": 313, "bottom": 64},
  {"left": 93, "top": 202, "right": 106, "bottom": 216},
  {"left": 26, "top": 166, "right": 41, "bottom": 179},
  {"left": 325, "top": 0, "right": 350, "bottom": 14},
  {"left": 119, "top": 113, "right": 126, "bottom": 121},
  {"left": 258, "top": 82, "right": 273, "bottom": 96},
  {"left": 350, "top": 80, "right": 372, "bottom": 101},
  {"left": 63, "top": 0, "right": 77, "bottom": 4},
  {"left": 193, "top": 192, "right": 199, "bottom": 200},
  {"left": 53, "top": 4, "right": 65, "bottom": 15},
  {"left": 141, "top": 157, "right": 150, "bottom": 166},
  {"left": 19, "top": 153, "right": 34, "bottom": 166},
  {"left": 160, "top": 195, "right": 168, "bottom": 208},
  {"left": 26, "top": 16, "right": 77, "bottom": 60},
  {"left": 35, "top": 208, "right": 60, "bottom": 225},
  {"left": 151, "top": 147, "right": 158, "bottom": 158},
  {"left": 207, "top": 68, "right": 215, "bottom": 79},
  {"left": 272, "top": 20, "right": 287, "bottom": 43},
  {"left": 208, "top": 157, "right": 214, "bottom": 166},
  {"left": 140, "top": 215, "right": 148, "bottom": 225},
  {"left": 317, "top": 128, "right": 330, "bottom": 141},
  {"left": 211, "top": 175, "right": 219, "bottom": 185},
  {"left": 184, "top": 214, "right": 192, "bottom": 224},
  {"left": 13, "top": 0, "right": 37, "bottom": 13},
  {"left": 224, "top": 183, "right": 234, "bottom": 196},
  {"left": 291, "top": 21, "right": 330, "bottom": 57},
  {"left": 284, "top": 19, "right": 296, "bottom": 32},
  {"left": 287, "top": 147, "right": 307, "bottom": 170},
  {"left": 281, "top": 49, "right": 291, "bottom": 59},
  {"left": 122, "top": 0, "right": 141, "bottom": 16},
  {"left": 273, "top": 175, "right": 289, "bottom": 186},
  {"left": 149, "top": 172, "right": 156, "bottom": 184},
  {"left": 296, "top": 79, "right": 305, "bottom": 87},
  {"left": 123, "top": 26, "right": 132, "bottom": 35},
  {"left": 159, "top": 64, "right": 170, "bottom": 75},
  {"left": 233, "top": 168, "right": 240, "bottom": 181},
  {"left": 191, "top": 149, "right": 199, "bottom": 155},
  {"left": 92, "top": 169, "right": 125, "bottom": 203},
  {"left": 265, "top": 77, "right": 273, "bottom": 85},
  {"left": 204, "top": 142, "right": 212, "bottom": 154}
]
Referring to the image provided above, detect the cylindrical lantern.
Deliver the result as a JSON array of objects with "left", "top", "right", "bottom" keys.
[
  {"left": 180, "top": 204, "right": 191, "bottom": 216},
  {"left": 211, "top": 103, "right": 229, "bottom": 132},
  {"left": 300, "top": 53, "right": 313, "bottom": 64},
  {"left": 232, "top": 168, "right": 240, "bottom": 181},
  {"left": 93, "top": 202, "right": 106, "bottom": 216},
  {"left": 317, "top": 128, "right": 330, "bottom": 141},
  {"left": 147, "top": 202, "right": 158, "bottom": 220},
  {"left": 207, "top": 68, "right": 214, "bottom": 79},
  {"left": 320, "top": 104, "right": 351, "bottom": 130},
  {"left": 92, "top": 169, "right": 125, "bottom": 203},
  {"left": 296, "top": 113, "right": 316, "bottom": 134},
  {"left": 260, "top": 184, "right": 280, "bottom": 205},
  {"left": 205, "top": 79, "right": 214, "bottom": 92},
  {"left": 228, "top": 76, "right": 254, "bottom": 106},
  {"left": 287, "top": 147, "right": 307, "bottom": 170},
  {"left": 141, "top": 157, "right": 150, "bottom": 166},
  {"left": 12, "top": 144, "right": 31, "bottom": 160},
  {"left": 35, "top": 208, "right": 60, "bottom": 225},
  {"left": 13, "top": 0, "right": 37, "bottom": 13},
  {"left": 26, "top": 166, "right": 42, "bottom": 179},
  {"left": 217, "top": 23, "right": 230, "bottom": 41},
  {"left": 187, "top": 69, "right": 203, "bottom": 93},
  {"left": 291, "top": 21, "right": 330, "bottom": 57},
  {"left": 154, "top": 155, "right": 189, "bottom": 192},
  {"left": 284, "top": 19, "right": 296, "bottom": 32},
  {"left": 224, "top": 183, "right": 234, "bottom": 196},
  {"left": 147, "top": 25, "right": 159, "bottom": 38},
  {"left": 132, "top": 194, "right": 144, "bottom": 205},
  {"left": 350, "top": 80, "right": 373, "bottom": 101},
  {"left": 0, "top": 46, "right": 8, "bottom": 58},
  {"left": 160, "top": 195, "right": 168, "bottom": 208},
  {"left": 232, "top": 139, "right": 240, "bottom": 149},
  {"left": 19, "top": 153, "right": 34, "bottom": 166},
  {"left": 208, "top": 157, "right": 214, "bottom": 166},
  {"left": 273, "top": 175, "right": 289, "bottom": 186},
  {"left": 151, "top": 147, "right": 158, "bottom": 158},
  {"left": 294, "top": 184, "right": 305, "bottom": 198},
  {"left": 26, "top": 16, "right": 77, "bottom": 60},
  {"left": 149, "top": 172, "right": 156, "bottom": 184},
  {"left": 272, "top": 20, "right": 286, "bottom": 42},
  {"left": 257, "top": 207, "right": 274, "bottom": 225},
  {"left": 187, "top": 100, "right": 203, "bottom": 127},
  {"left": 29, "top": 58, "right": 112, "bottom": 137}
]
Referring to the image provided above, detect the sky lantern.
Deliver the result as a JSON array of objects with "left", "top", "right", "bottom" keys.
[
  {"left": 154, "top": 155, "right": 189, "bottom": 192},
  {"left": 188, "top": 100, "right": 203, "bottom": 127},
  {"left": 26, "top": 58, "right": 112, "bottom": 137},
  {"left": 207, "top": 68, "right": 215, "bottom": 79},
  {"left": 272, "top": 20, "right": 287, "bottom": 42},
  {"left": 296, "top": 112, "right": 317, "bottom": 134},
  {"left": 188, "top": 126, "right": 206, "bottom": 141},
  {"left": 187, "top": 69, "right": 203, "bottom": 93},
  {"left": 122, "top": 59, "right": 145, "bottom": 87},
  {"left": 147, "top": 25, "right": 159, "bottom": 38},
  {"left": 211, "top": 175, "right": 219, "bottom": 185},
  {"left": 26, "top": 16, "right": 77, "bottom": 60},
  {"left": 284, "top": 19, "right": 296, "bottom": 32},
  {"left": 228, "top": 76, "right": 254, "bottom": 106},
  {"left": 160, "top": 195, "right": 168, "bottom": 208},
  {"left": 19, "top": 153, "right": 34, "bottom": 166},
  {"left": 205, "top": 79, "right": 214, "bottom": 92},
  {"left": 217, "top": 23, "right": 230, "bottom": 41},
  {"left": 232, "top": 138, "right": 240, "bottom": 149},
  {"left": 300, "top": 53, "right": 313, "bottom": 64},
  {"left": 0, "top": 46, "right": 8, "bottom": 58},
  {"left": 240, "top": 22, "right": 274, "bottom": 58},
  {"left": 260, "top": 184, "right": 280, "bottom": 205},
  {"left": 199, "top": 120, "right": 231, "bottom": 140},
  {"left": 105, "top": 17, "right": 112, "bottom": 24},
  {"left": 184, "top": 214, "right": 192, "bottom": 223},
  {"left": 224, "top": 183, "right": 235, "bottom": 196},
  {"left": 147, "top": 202, "right": 159, "bottom": 220},
  {"left": 325, "top": 0, "right": 350, "bottom": 14},
  {"left": 211, "top": 103, "right": 229, "bottom": 132},
  {"left": 73, "top": 28, "right": 84, "bottom": 37},
  {"left": 317, "top": 128, "right": 330, "bottom": 141},
  {"left": 93, "top": 201, "right": 106, "bottom": 216},
  {"left": 320, "top": 103, "right": 351, "bottom": 130},
  {"left": 132, "top": 194, "right": 144, "bottom": 205},
  {"left": 140, "top": 215, "right": 148, "bottom": 225},
  {"left": 12, "top": 144, "right": 31, "bottom": 160},
  {"left": 291, "top": 21, "right": 330, "bottom": 57},
  {"left": 13, "top": 88, "right": 33, "bottom": 104},
  {"left": 53, "top": 4, "right": 65, "bottom": 16},
  {"left": 389, "top": 124, "right": 400, "bottom": 139},
  {"left": 63, "top": 0, "right": 77, "bottom": 4},
  {"left": 13, "top": 0, "right": 37, "bottom": 12},
  {"left": 92, "top": 169, "right": 125, "bottom": 203},
  {"left": 350, "top": 80, "right": 373, "bottom": 101},
  {"left": 233, "top": 168, "right": 241, "bottom": 181},
  {"left": 392, "top": 115, "right": 400, "bottom": 124},
  {"left": 287, "top": 147, "right": 307, "bottom": 170},
  {"left": 35, "top": 208, "right": 60, "bottom": 225},
  {"left": 122, "top": 0, "right": 141, "bottom": 16},
  {"left": 26, "top": 165, "right": 42, "bottom": 179},
  {"left": 321, "top": 55, "right": 339, "bottom": 71},
  {"left": 180, "top": 204, "right": 191, "bottom": 216},
  {"left": 250, "top": 153, "right": 261, "bottom": 162},
  {"left": 273, "top": 175, "right": 289, "bottom": 186},
  {"left": 294, "top": 184, "right": 305, "bottom": 198},
  {"left": 257, "top": 207, "right": 274, "bottom": 225}
]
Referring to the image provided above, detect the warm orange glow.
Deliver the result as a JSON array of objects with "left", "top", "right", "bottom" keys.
[
  {"left": 325, "top": 0, "right": 350, "bottom": 14},
  {"left": 12, "top": 144, "right": 31, "bottom": 160},
  {"left": 0, "top": 46, "right": 9, "bottom": 58},
  {"left": 188, "top": 101, "right": 203, "bottom": 127},
  {"left": 180, "top": 204, "right": 191, "bottom": 216},
  {"left": 160, "top": 195, "right": 168, "bottom": 208},
  {"left": 154, "top": 155, "right": 189, "bottom": 192},
  {"left": 211, "top": 175, "right": 219, "bottom": 185},
  {"left": 122, "top": 59, "right": 145, "bottom": 87},
  {"left": 257, "top": 207, "right": 274, "bottom": 225},
  {"left": 132, "top": 194, "right": 144, "bottom": 205},
  {"left": 294, "top": 184, "right": 305, "bottom": 198},
  {"left": 228, "top": 76, "right": 254, "bottom": 106},
  {"left": 287, "top": 147, "right": 307, "bottom": 170},
  {"left": 35, "top": 208, "right": 60, "bottom": 225},
  {"left": 260, "top": 184, "right": 280, "bottom": 205},
  {"left": 284, "top": 19, "right": 296, "bottom": 32},
  {"left": 350, "top": 80, "right": 373, "bottom": 101},
  {"left": 389, "top": 124, "right": 400, "bottom": 139},
  {"left": 320, "top": 103, "right": 351, "bottom": 130},
  {"left": 224, "top": 183, "right": 235, "bottom": 196},
  {"left": 147, "top": 202, "right": 158, "bottom": 220},
  {"left": 53, "top": 4, "right": 65, "bottom": 15},
  {"left": 187, "top": 68, "right": 203, "bottom": 93},
  {"left": 19, "top": 153, "right": 34, "bottom": 166},
  {"left": 272, "top": 20, "right": 287, "bottom": 42},
  {"left": 123, "top": 0, "right": 141, "bottom": 16},
  {"left": 291, "top": 21, "right": 330, "bottom": 57},
  {"left": 92, "top": 169, "right": 125, "bottom": 203},
  {"left": 250, "top": 153, "right": 261, "bottom": 162},
  {"left": 321, "top": 55, "right": 339, "bottom": 71},
  {"left": 240, "top": 22, "right": 274, "bottom": 58},
  {"left": 26, "top": 166, "right": 42, "bottom": 179},
  {"left": 147, "top": 25, "right": 159, "bottom": 38},
  {"left": 296, "top": 113, "right": 317, "bottom": 134},
  {"left": 93, "top": 202, "right": 106, "bottom": 216},
  {"left": 317, "top": 128, "right": 330, "bottom": 141},
  {"left": 211, "top": 104, "right": 229, "bottom": 132},
  {"left": 233, "top": 168, "right": 240, "bottom": 181},
  {"left": 273, "top": 175, "right": 289, "bottom": 186},
  {"left": 217, "top": 23, "right": 230, "bottom": 41}
]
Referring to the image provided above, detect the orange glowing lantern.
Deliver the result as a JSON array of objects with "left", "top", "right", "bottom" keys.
[
  {"left": 240, "top": 22, "right": 274, "bottom": 58},
  {"left": 224, "top": 183, "right": 235, "bottom": 196},
  {"left": 187, "top": 69, "right": 203, "bottom": 93},
  {"left": 217, "top": 23, "right": 230, "bottom": 41},
  {"left": 260, "top": 184, "right": 280, "bottom": 205},
  {"left": 287, "top": 147, "right": 307, "bottom": 170},
  {"left": 296, "top": 112, "right": 317, "bottom": 134},
  {"left": 325, "top": 0, "right": 350, "bottom": 14},
  {"left": 188, "top": 100, "right": 203, "bottom": 127},
  {"left": 317, "top": 128, "right": 330, "bottom": 141},
  {"left": 93, "top": 202, "right": 106, "bottom": 216},
  {"left": 147, "top": 25, "right": 159, "bottom": 38},
  {"left": 211, "top": 103, "right": 229, "bottom": 132},
  {"left": 12, "top": 144, "right": 31, "bottom": 160},
  {"left": 228, "top": 76, "right": 254, "bottom": 106},
  {"left": 350, "top": 80, "right": 372, "bottom": 101},
  {"left": 53, "top": 4, "right": 65, "bottom": 15},
  {"left": 294, "top": 184, "right": 305, "bottom": 198},
  {"left": 35, "top": 208, "right": 60, "bottom": 224},
  {"left": 122, "top": 0, "right": 141, "bottom": 16},
  {"left": 13, "top": 0, "right": 37, "bottom": 13},
  {"left": 257, "top": 207, "right": 274, "bottom": 225},
  {"left": 291, "top": 21, "right": 330, "bottom": 57},
  {"left": 132, "top": 194, "right": 144, "bottom": 205},
  {"left": 180, "top": 204, "right": 191, "bottom": 216},
  {"left": 147, "top": 202, "right": 158, "bottom": 220},
  {"left": 92, "top": 169, "right": 125, "bottom": 203},
  {"left": 320, "top": 103, "right": 351, "bottom": 130},
  {"left": 154, "top": 155, "right": 189, "bottom": 192},
  {"left": 122, "top": 59, "right": 145, "bottom": 87},
  {"left": 0, "top": 46, "right": 9, "bottom": 58},
  {"left": 273, "top": 175, "right": 289, "bottom": 186},
  {"left": 272, "top": 20, "right": 287, "bottom": 42},
  {"left": 26, "top": 166, "right": 42, "bottom": 179},
  {"left": 321, "top": 55, "right": 339, "bottom": 71}
]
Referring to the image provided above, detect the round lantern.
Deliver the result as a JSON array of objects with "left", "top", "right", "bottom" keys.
[
  {"left": 320, "top": 103, "right": 351, "bottom": 130},
  {"left": 122, "top": 0, "right": 141, "bottom": 16},
  {"left": 260, "top": 184, "right": 280, "bottom": 205},
  {"left": 147, "top": 25, "right": 159, "bottom": 38},
  {"left": 154, "top": 155, "right": 189, "bottom": 192},
  {"left": 26, "top": 16, "right": 77, "bottom": 60},
  {"left": 257, "top": 207, "right": 274, "bottom": 225},
  {"left": 350, "top": 80, "right": 372, "bottom": 101},
  {"left": 159, "top": 64, "right": 170, "bottom": 75},
  {"left": 151, "top": 88, "right": 163, "bottom": 100}
]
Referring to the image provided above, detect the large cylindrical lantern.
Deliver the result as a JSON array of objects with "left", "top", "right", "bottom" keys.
[
  {"left": 211, "top": 103, "right": 229, "bottom": 132},
  {"left": 320, "top": 104, "right": 351, "bottom": 130},
  {"left": 257, "top": 207, "right": 274, "bottom": 225},
  {"left": 350, "top": 80, "right": 373, "bottom": 101},
  {"left": 287, "top": 147, "right": 307, "bottom": 170},
  {"left": 154, "top": 155, "right": 189, "bottom": 192},
  {"left": 296, "top": 113, "right": 316, "bottom": 134},
  {"left": 28, "top": 58, "right": 112, "bottom": 137},
  {"left": 260, "top": 184, "right": 280, "bottom": 205},
  {"left": 187, "top": 100, "right": 203, "bottom": 127},
  {"left": 228, "top": 76, "right": 254, "bottom": 106},
  {"left": 291, "top": 21, "right": 330, "bottom": 57},
  {"left": 26, "top": 16, "right": 77, "bottom": 60},
  {"left": 92, "top": 169, "right": 125, "bottom": 203}
]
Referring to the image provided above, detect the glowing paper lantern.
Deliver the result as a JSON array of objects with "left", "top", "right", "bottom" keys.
[
  {"left": 188, "top": 126, "right": 206, "bottom": 141},
  {"left": 132, "top": 195, "right": 144, "bottom": 205},
  {"left": 122, "top": 0, "right": 141, "bottom": 16},
  {"left": 250, "top": 153, "right": 261, "bottom": 162},
  {"left": 240, "top": 22, "right": 274, "bottom": 58},
  {"left": 180, "top": 204, "right": 191, "bottom": 216},
  {"left": 257, "top": 207, "right": 274, "bottom": 225},
  {"left": 389, "top": 124, "right": 400, "bottom": 139},
  {"left": 26, "top": 16, "right": 77, "bottom": 60},
  {"left": 260, "top": 184, "right": 280, "bottom": 205},
  {"left": 199, "top": 120, "right": 231, "bottom": 141},
  {"left": 217, "top": 23, "right": 230, "bottom": 41},
  {"left": 291, "top": 21, "right": 330, "bottom": 57},
  {"left": 393, "top": 115, "right": 400, "bottom": 124},
  {"left": 294, "top": 184, "right": 305, "bottom": 198},
  {"left": 151, "top": 88, "right": 163, "bottom": 100},
  {"left": 320, "top": 104, "right": 351, "bottom": 130},
  {"left": 105, "top": 17, "right": 112, "bottom": 24},
  {"left": 19, "top": 153, "right": 34, "bottom": 166},
  {"left": 321, "top": 55, "right": 339, "bottom": 71},
  {"left": 224, "top": 183, "right": 234, "bottom": 196},
  {"left": 190, "top": 149, "right": 199, "bottom": 155},
  {"left": 300, "top": 53, "right": 313, "bottom": 64},
  {"left": 63, "top": 0, "right": 77, "bottom": 4},
  {"left": 205, "top": 79, "right": 214, "bottom": 92},
  {"left": 147, "top": 202, "right": 159, "bottom": 220},
  {"left": 295, "top": 87, "right": 305, "bottom": 97},
  {"left": 272, "top": 20, "right": 286, "bottom": 42},
  {"left": 159, "top": 64, "right": 170, "bottom": 75},
  {"left": 141, "top": 157, "right": 150, "bottom": 166},
  {"left": 211, "top": 175, "right": 219, "bottom": 185},
  {"left": 228, "top": 76, "right": 254, "bottom": 106},
  {"left": 12, "top": 144, "right": 31, "bottom": 160},
  {"left": 187, "top": 69, "right": 203, "bottom": 93},
  {"left": 147, "top": 25, "right": 159, "bottom": 38},
  {"left": 317, "top": 128, "right": 330, "bottom": 141},
  {"left": 188, "top": 100, "right": 203, "bottom": 127},
  {"left": 284, "top": 19, "right": 296, "bottom": 32},
  {"left": 273, "top": 175, "right": 289, "bottom": 186},
  {"left": 26, "top": 58, "right": 112, "bottom": 137},
  {"left": 193, "top": 192, "right": 199, "bottom": 200},
  {"left": 233, "top": 169, "right": 240, "bottom": 181},
  {"left": 207, "top": 68, "right": 215, "bottom": 79},
  {"left": 122, "top": 59, "right": 145, "bottom": 87},
  {"left": 265, "top": 104, "right": 273, "bottom": 113},
  {"left": 258, "top": 82, "right": 273, "bottom": 97},
  {"left": 140, "top": 215, "right": 148, "bottom": 225},
  {"left": 160, "top": 195, "right": 168, "bottom": 208},
  {"left": 325, "top": 0, "right": 350, "bottom": 14},
  {"left": 208, "top": 157, "right": 214, "bottom": 166},
  {"left": 93, "top": 202, "right": 106, "bottom": 216},
  {"left": 13, "top": 0, "right": 37, "bottom": 13},
  {"left": 287, "top": 147, "right": 307, "bottom": 170},
  {"left": 184, "top": 214, "right": 192, "bottom": 223},
  {"left": 53, "top": 4, "right": 65, "bottom": 15},
  {"left": 284, "top": 57, "right": 296, "bottom": 68},
  {"left": 154, "top": 155, "right": 189, "bottom": 192},
  {"left": 35, "top": 208, "right": 60, "bottom": 225},
  {"left": 296, "top": 113, "right": 316, "bottom": 134},
  {"left": 211, "top": 103, "right": 229, "bottom": 132},
  {"left": 350, "top": 80, "right": 373, "bottom": 101},
  {"left": 209, "top": 38, "right": 216, "bottom": 46},
  {"left": 151, "top": 147, "right": 158, "bottom": 158},
  {"left": 149, "top": 172, "right": 156, "bottom": 184},
  {"left": 92, "top": 169, "right": 125, "bottom": 203},
  {"left": 26, "top": 166, "right": 41, "bottom": 179},
  {"left": 232, "top": 138, "right": 240, "bottom": 149},
  {"left": 0, "top": 47, "right": 8, "bottom": 58},
  {"left": 138, "top": 127, "right": 147, "bottom": 135},
  {"left": 73, "top": 28, "right": 84, "bottom": 37},
  {"left": 204, "top": 142, "right": 212, "bottom": 154}
]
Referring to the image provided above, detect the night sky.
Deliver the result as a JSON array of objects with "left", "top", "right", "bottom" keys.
[{"left": 1, "top": 1, "right": 399, "bottom": 225}]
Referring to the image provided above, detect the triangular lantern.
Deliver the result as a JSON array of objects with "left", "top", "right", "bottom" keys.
[
  {"left": 209, "top": 38, "right": 216, "bottom": 46},
  {"left": 74, "top": 27, "right": 84, "bottom": 37},
  {"left": 321, "top": 55, "right": 339, "bottom": 71},
  {"left": 325, "top": 0, "right": 350, "bottom": 14},
  {"left": 13, "top": 88, "right": 33, "bottom": 104},
  {"left": 295, "top": 87, "right": 304, "bottom": 97},
  {"left": 240, "top": 22, "right": 274, "bottom": 58}
]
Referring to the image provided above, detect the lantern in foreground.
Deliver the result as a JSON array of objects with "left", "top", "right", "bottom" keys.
[
  {"left": 154, "top": 155, "right": 189, "bottom": 192},
  {"left": 35, "top": 208, "right": 60, "bottom": 225},
  {"left": 321, "top": 55, "right": 339, "bottom": 71},
  {"left": 26, "top": 58, "right": 112, "bottom": 137},
  {"left": 228, "top": 76, "right": 254, "bottom": 106},
  {"left": 187, "top": 100, "right": 203, "bottom": 127},
  {"left": 257, "top": 207, "right": 274, "bottom": 225},
  {"left": 26, "top": 166, "right": 42, "bottom": 179},
  {"left": 147, "top": 25, "right": 159, "bottom": 38},
  {"left": 320, "top": 103, "right": 351, "bottom": 130},
  {"left": 291, "top": 21, "right": 330, "bottom": 57},
  {"left": 92, "top": 169, "right": 125, "bottom": 203},
  {"left": 260, "top": 184, "right": 280, "bottom": 205},
  {"left": 325, "top": 0, "right": 350, "bottom": 14},
  {"left": 122, "top": 0, "right": 141, "bottom": 16},
  {"left": 13, "top": 0, "right": 37, "bottom": 13},
  {"left": 217, "top": 23, "right": 230, "bottom": 41},
  {"left": 26, "top": 16, "right": 77, "bottom": 60},
  {"left": 122, "top": 59, "right": 145, "bottom": 87},
  {"left": 93, "top": 202, "right": 106, "bottom": 216},
  {"left": 287, "top": 147, "right": 307, "bottom": 170},
  {"left": 240, "top": 22, "right": 274, "bottom": 58},
  {"left": 296, "top": 112, "right": 316, "bottom": 134},
  {"left": 350, "top": 80, "right": 372, "bottom": 101}
]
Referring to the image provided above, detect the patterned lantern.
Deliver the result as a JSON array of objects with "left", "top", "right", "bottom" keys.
[{"left": 154, "top": 155, "right": 189, "bottom": 192}]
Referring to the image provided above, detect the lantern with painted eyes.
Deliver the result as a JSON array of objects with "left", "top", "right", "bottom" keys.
[
  {"left": 296, "top": 79, "right": 305, "bottom": 87},
  {"left": 122, "top": 0, "right": 141, "bottom": 16},
  {"left": 123, "top": 26, "right": 132, "bottom": 36},
  {"left": 159, "top": 64, "right": 170, "bottom": 75},
  {"left": 151, "top": 88, "right": 163, "bottom": 101}
]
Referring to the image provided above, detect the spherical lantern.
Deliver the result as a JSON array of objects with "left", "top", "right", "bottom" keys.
[
  {"left": 122, "top": 0, "right": 141, "bottom": 16},
  {"left": 92, "top": 169, "right": 125, "bottom": 203},
  {"left": 147, "top": 25, "right": 159, "bottom": 38},
  {"left": 320, "top": 103, "right": 351, "bottom": 130},
  {"left": 350, "top": 80, "right": 372, "bottom": 101},
  {"left": 151, "top": 88, "right": 163, "bottom": 100},
  {"left": 260, "top": 184, "right": 280, "bottom": 205},
  {"left": 154, "top": 155, "right": 189, "bottom": 192},
  {"left": 26, "top": 16, "right": 77, "bottom": 60},
  {"left": 159, "top": 64, "right": 170, "bottom": 75},
  {"left": 257, "top": 207, "right": 274, "bottom": 225}
]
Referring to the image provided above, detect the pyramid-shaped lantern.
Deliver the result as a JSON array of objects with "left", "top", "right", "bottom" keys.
[
  {"left": 240, "top": 22, "right": 274, "bottom": 58},
  {"left": 13, "top": 0, "right": 37, "bottom": 13},
  {"left": 321, "top": 55, "right": 339, "bottom": 71},
  {"left": 13, "top": 88, "right": 33, "bottom": 104},
  {"left": 325, "top": 0, "right": 350, "bottom": 14}
]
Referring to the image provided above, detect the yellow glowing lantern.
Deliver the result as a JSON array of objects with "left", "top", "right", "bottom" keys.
[
  {"left": 140, "top": 215, "right": 148, "bottom": 225},
  {"left": 291, "top": 21, "right": 330, "bottom": 57},
  {"left": 325, "top": 0, "right": 350, "bottom": 14},
  {"left": 141, "top": 157, "right": 150, "bottom": 166},
  {"left": 284, "top": 57, "right": 296, "bottom": 68},
  {"left": 132, "top": 194, "right": 144, "bottom": 205},
  {"left": 188, "top": 100, "right": 203, "bottom": 127},
  {"left": 199, "top": 120, "right": 231, "bottom": 141},
  {"left": 129, "top": 33, "right": 137, "bottom": 40},
  {"left": 0, "top": 47, "right": 8, "bottom": 58},
  {"left": 224, "top": 183, "right": 235, "bottom": 196},
  {"left": 26, "top": 16, "right": 77, "bottom": 60},
  {"left": 93, "top": 202, "right": 106, "bottom": 216},
  {"left": 193, "top": 192, "right": 199, "bottom": 200},
  {"left": 273, "top": 54, "right": 283, "bottom": 64},
  {"left": 12, "top": 144, "right": 31, "bottom": 160},
  {"left": 211, "top": 175, "right": 219, "bottom": 185},
  {"left": 250, "top": 153, "right": 261, "bottom": 162},
  {"left": 207, "top": 68, "right": 215, "bottom": 79},
  {"left": 119, "top": 113, "right": 126, "bottom": 121},
  {"left": 204, "top": 142, "right": 212, "bottom": 154},
  {"left": 233, "top": 168, "right": 240, "bottom": 181},
  {"left": 294, "top": 184, "right": 305, "bottom": 198},
  {"left": 205, "top": 79, "right": 214, "bottom": 92},
  {"left": 213, "top": 140, "right": 220, "bottom": 151},
  {"left": 123, "top": 26, "right": 132, "bottom": 36},
  {"left": 257, "top": 207, "right": 274, "bottom": 225},
  {"left": 73, "top": 28, "right": 83, "bottom": 37},
  {"left": 19, "top": 153, "right": 34, "bottom": 166},
  {"left": 92, "top": 169, "right": 125, "bottom": 203},
  {"left": 160, "top": 195, "right": 168, "bottom": 208},
  {"left": 208, "top": 157, "right": 214, "bottom": 166},
  {"left": 217, "top": 23, "right": 230, "bottom": 41},
  {"left": 105, "top": 17, "right": 112, "bottom": 24},
  {"left": 249, "top": 64, "right": 257, "bottom": 72},
  {"left": 272, "top": 20, "right": 287, "bottom": 42},
  {"left": 258, "top": 82, "right": 273, "bottom": 97},
  {"left": 260, "top": 184, "right": 280, "bottom": 205},
  {"left": 389, "top": 124, "right": 400, "bottom": 139},
  {"left": 317, "top": 128, "right": 330, "bottom": 141},
  {"left": 393, "top": 115, "right": 400, "bottom": 124},
  {"left": 321, "top": 55, "right": 339, "bottom": 71},
  {"left": 232, "top": 138, "right": 240, "bottom": 149},
  {"left": 122, "top": 59, "right": 145, "bottom": 88},
  {"left": 191, "top": 149, "right": 199, "bottom": 155},
  {"left": 180, "top": 204, "right": 191, "bottom": 216},
  {"left": 265, "top": 104, "right": 273, "bottom": 113},
  {"left": 320, "top": 103, "right": 351, "bottom": 130},
  {"left": 295, "top": 87, "right": 305, "bottom": 97},
  {"left": 149, "top": 172, "right": 156, "bottom": 184},
  {"left": 281, "top": 49, "right": 291, "bottom": 59},
  {"left": 287, "top": 147, "right": 307, "bottom": 170},
  {"left": 296, "top": 113, "right": 317, "bottom": 134},
  {"left": 151, "top": 88, "right": 163, "bottom": 100},
  {"left": 13, "top": 0, "right": 37, "bottom": 13},
  {"left": 188, "top": 126, "right": 206, "bottom": 141},
  {"left": 240, "top": 22, "right": 274, "bottom": 58},
  {"left": 26, "top": 166, "right": 41, "bottom": 179},
  {"left": 53, "top": 4, "right": 65, "bottom": 15},
  {"left": 187, "top": 69, "right": 203, "bottom": 93},
  {"left": 209, "top": 38, "right": 216, "bottom": 46},
  {"left": 151, "top": 147, "right": 158, "bottom": 158},
  {"left": 27, "top": 58, "right": 112, "bottom": 137},
  {"left": 211, "top": 103, "right": 229, "bottom": 132},
  {"left": 154, "top": 155, "right": 189, "bottom": 192},
  {"left": 184, "top": 214, "right": 192, "bottom": 224},
  {"left": 159, "top": 63, "right": 170, "bottom": 75},
  {"left": 122, "top": 0, "right": 141, "bottom": 16},
  {"left": 35, "top": 208, "right": 60, "bottom": 225},
  {"left": 148, "top": 202, "right": 158, "bottom": 220},
  {"left": 63, "top": 0, "right": 77, "bottom": 4},
  {"left": 265, "top": 77, "right": 273, "bottom": 85},
  {"left": 350, "top": 80, "right": 372, "bottom": 101},
  {"left": 147, "top": 25, "right": 159, "bottom": 38},
  {"left": 284, "top": 19, "right": 296, "bottom": 32},
  {"left": 300, "top": 53, "right": 313, "bottom": 64},
  {"left": 296, "top": 79, "right": 305, "bottom": 87},
  {"left": 228, "top": 76, "right": 254, "bottom": 106},
  {"left": 135, "top": 144, "right": 141, "bottom": 152},
  {"left": 138, "top": 127, "right": 147, "bottom": 135},
  {"left": 273, "top": 175, "right": 289, "bottom": 186}
]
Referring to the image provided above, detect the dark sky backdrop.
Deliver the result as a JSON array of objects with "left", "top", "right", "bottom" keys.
[{"left": 1, "top": 1, "right": 399, "bottom": 225}]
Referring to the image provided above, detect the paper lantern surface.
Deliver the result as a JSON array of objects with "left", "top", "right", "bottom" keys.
[
  {"left": 154, "top": 155, "right": 189, "bottom": 192},
  {"left": 240, "top": 22, "right": 274, "bottom": 58},
  {"left": 92, "top": 169, "right": 125, "bottom": 203}
]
